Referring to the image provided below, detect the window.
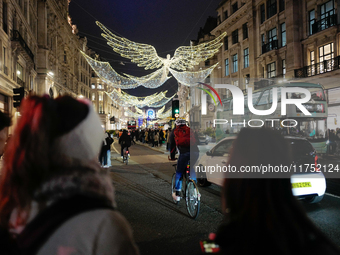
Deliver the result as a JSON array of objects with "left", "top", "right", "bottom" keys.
[
  {"left": 320, "top": 0, "right": 335, "bottom": 31},
  {"left": 98, "top": 92, "right": 103, "bottom": 101},
  {"left": 92, "top": 92, "right": 96, "bottom": 101},
  {"left": 309, "top": 10, "right": 315, "bottom": 35},
  {"left": 232, "top": 29, "right": 238, "bottom": 44},
  {"left": 225, "top": 58, "right": 229, "bottom": 76},
  {"left": 211, "top": 140, "right": 234, "bottom": 156},
  {"left": 279, "top": 0, "right": 285, "bottom": 12},
  {"left": 91, "top": 83, "right": 95, "bottom": 89},
  {"left": 2, "top": 1, "right": 8, "bottom": 33},
  {"left": 63, "top": 51, "right": 67, "bottom": 63},
  {"left": 232, "top": 54, "right": 238, "bottom": 73},
  {"left": 97, "top": 84, "right": 102, "bottom": 89},
  {"left": 282, "top": 59, "right": 286, "bottom": 78},
  {"left": 261, "top": 34, "right": 265, "bottom": 45},
  {"left": 267, "top": 0, "right": 277, "bottom": 19},
  {"left": 310, "top": 51, "right": 315, "bottom": 65},
  {"left": 260, "top": 4, "right": 265, "bottom": 24},
  {"left": 224, "top": 36, "right": 228, "bottom": 50},
  {"left": 244, "top": 48, "right": 249, "bottom": 68},
  {"left": 258, "top": 90, "right": 270, "bottom": 105},
  {"left": 267, "top": 27, "right": 277, "bottom": 50},
  {"left": 267, "top": 62, "right": 276, "bottom": 78},
  {"left": 243, "top": 23, "right": 248, "bottom": 40},
  {"left": 280, "top": 23, "right": 286, "bottom": 47},
  {"left": 224, "top": 10, "right": 228, "bottom": 20},
  {"left": 319, "top": 42, "right": 334, "bottom": 62},
  {"left": 17, "top": 63, "right": 23, "bottom": 81},
  {"left": 319, "top": 43, "right": 334, "bottom": 73},
  {"left": 205, "top": 60, "right": 210, "bottom": 66},
  {"left": 232, "top": 2, "right": 238, "bottom": 13}
]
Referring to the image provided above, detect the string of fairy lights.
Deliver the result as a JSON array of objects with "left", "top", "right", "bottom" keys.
[{"left": 81, "top": 21, "right": 226, "bottom": 111}]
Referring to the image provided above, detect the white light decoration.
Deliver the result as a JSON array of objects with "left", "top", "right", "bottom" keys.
[
  {"left": 157, "top": 108, "right": 172, "bottom": 119},
  {"left": 81, "top": 51, "right": 171, "bottom": 89},
  {"left": 106, "top": 90, "right": 176, "bottom": 108},
  {"left": 97, "top": 21, "right": 226, "bottom": 71},
  {"left": 80, "top": 22, "right": 226, "bottom": 90},
  {"left": 157, "top": 105, "right": 165, "bottom": 115},
  {"left": 168, "top": 63, "right": 218, "bottom": 86}
]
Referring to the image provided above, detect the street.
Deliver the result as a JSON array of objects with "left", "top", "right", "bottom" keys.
[{"left": 109, "top": 142, "right": 340, "bottom": 255}]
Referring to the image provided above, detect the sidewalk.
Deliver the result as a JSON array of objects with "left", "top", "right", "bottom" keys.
[{"left": 134, "top": 141, "right": 168, "bottom": 154}]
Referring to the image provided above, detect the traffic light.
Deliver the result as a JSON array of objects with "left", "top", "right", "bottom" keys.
[
  {"left": 172, "top": 99, "right": 179, "bottom": 118},
  {"left": 13, "top": 87, "right": 25, "bottom": 108}
]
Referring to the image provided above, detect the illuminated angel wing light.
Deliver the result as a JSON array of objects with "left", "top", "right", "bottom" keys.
[
  {"left": 96, "top": 21, "right": 226, "bottom": 84},
  {"left": 80, "top": 51, "right": 170, "bottom": 89}
]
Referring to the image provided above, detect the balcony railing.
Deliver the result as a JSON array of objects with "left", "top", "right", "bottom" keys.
[
  {"left": 294, "top": 56, "right": 340, "bottom": 78},
  {"left": 311, "top": 13, "right": 337, "bottom": 34},
  {"left": 262, "top": 40, "right": 278, "bottom": 54},
  {"left": 11, "top": 30, "right": 34, "bottom": 62},
  {"left": 17, "top": 77, "right": 25, "bottom": 87}
]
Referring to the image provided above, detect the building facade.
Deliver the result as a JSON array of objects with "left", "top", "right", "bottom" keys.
[
  {"left": 199, "top": 0, "right": 340, "bottom": 130},
  {"left": 0, "top": 0, "right": 121, "bottom": 136}
]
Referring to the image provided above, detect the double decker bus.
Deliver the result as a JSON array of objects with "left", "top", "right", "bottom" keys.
[
  {"left": 127, "top": 120, "right": 137, "bottom": 130},
  {"left": 216, "top": 82, "right": 328, "bottom": 154}
]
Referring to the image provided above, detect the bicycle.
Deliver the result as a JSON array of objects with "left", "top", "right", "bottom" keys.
[
  {"left": 122, "top": 147, "right": 129, "bottom": 165},
  {"left": 171, "top": 162, "right": 201, "bottom": 219}
]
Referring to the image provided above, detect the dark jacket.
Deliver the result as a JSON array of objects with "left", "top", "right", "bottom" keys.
[{"left": 119, "top": 133, "right": 131, "bottom": 147}]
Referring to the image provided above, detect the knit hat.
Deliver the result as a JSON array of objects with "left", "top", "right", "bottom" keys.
[{"left": 54, "top": 98, "right": 104, "bottom": 161}]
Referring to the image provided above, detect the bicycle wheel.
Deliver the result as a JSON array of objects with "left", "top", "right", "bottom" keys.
[
  {"left": 185, "top": 180, "right": 200, "bottom": 219},
  {"left": 171, "top": 173, "right": 178, "bottom": 204}
]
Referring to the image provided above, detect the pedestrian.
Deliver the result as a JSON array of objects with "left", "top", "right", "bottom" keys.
[
  {"left": 0, "top": 110, "right": 11, "bottom": 159},
  {"left": 0, "top": 95, "right": 139, "bottom": 255},
  {"left": 207, "top": 128, "right": 340, "bottom": 255},
  {"left": 166, "top": 128, "right": 172, "bottom": 151},
  {"left": 119, "top": 130, "right": 132, "bottom": 157},
  {"left": 105, "top": 131, "right": 114, "bottom": 167},
  {"left": 154, "top": 131, "right": 159, "bottom": 147}
]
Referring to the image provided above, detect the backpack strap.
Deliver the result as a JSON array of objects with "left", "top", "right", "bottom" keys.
[{"left": 16, "top": 195, "right": 115, "bottom": 255}]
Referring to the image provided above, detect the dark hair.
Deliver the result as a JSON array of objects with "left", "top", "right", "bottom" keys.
[
  {"left": 0, "top": 95, "right": 89, "bottom": 226},
  {"left": 0, "top": 110, "right": 11, "bottom": 131},
  {"left": 217, "top": 128, "right": 340, "bottom": 255}
]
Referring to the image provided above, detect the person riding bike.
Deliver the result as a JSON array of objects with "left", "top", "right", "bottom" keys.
[
  {"left": 119, "top": 130, "right": 132, "bottom": 158},
  {"left": 170, "top": 119, "right": 199, "bottom": 201}
]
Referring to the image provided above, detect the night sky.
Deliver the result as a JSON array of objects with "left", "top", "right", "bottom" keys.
[{"left": 68, "top": 0, "right": 220, "bottom": 101}]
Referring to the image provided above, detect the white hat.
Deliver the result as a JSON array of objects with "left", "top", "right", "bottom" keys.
[{"left": 54, "top": 100, "right": 104, "bottom": 161}]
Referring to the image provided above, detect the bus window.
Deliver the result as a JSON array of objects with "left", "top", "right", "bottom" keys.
[
  {"left": 224, "top": 100, "right": 230, "bottom": 111},
  {"left": 257, "top": 90, "right": 270, "bottom": 105},
  {"left": 296, "top": 120, "right": 326, "bottom": 139},
  {"left": 287, "top": 87, "right": 325, "bottom": 101},
  {"left": 252, "top": 92, "right": 261, "bottom": 105},
  {"left": 269, "top": 87, "right": 281, "bottom": 103},
  {"left": 230, "top": 99, "right": 233, "bottom": 111},
  {"left": 309, "top": 88, "right": 325, "bottom": 101}
]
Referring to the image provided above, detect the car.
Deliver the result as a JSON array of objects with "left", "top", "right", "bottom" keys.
[
  {"left": 198, "top": 133, "right": 209, "bottom": 145},
  {"left": 195, "top": 136, "right": 326, "bottom": 203}
]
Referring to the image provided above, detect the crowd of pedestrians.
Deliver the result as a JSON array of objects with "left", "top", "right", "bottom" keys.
[
  {"left": 327, "top": 128, "right": 340, "bottom": 155},
  {"left": 0, "top": 95, "right": 339, "bottom": 255}
]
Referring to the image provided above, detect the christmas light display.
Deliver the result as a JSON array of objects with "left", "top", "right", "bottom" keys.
[
  {"left": 81, "top": 51, "right": 170, "bottom": 89},
  {"left": 157, "top": 108, "right": 172, "bottom": 119},
  {"left": 105, "top": 90, "right": 176, "bottom": 108},
  {"left": 168, "top": 63, "right": 218, "bottom": 86},
  {"left": 97, "top": 21, "right": 226, "bottom": 71},
  {"left": 157, "top": 105, "right": 165, "bottom": 115},
  {"left": 80, "top": 22, "right": 226, "bottom": 91}
]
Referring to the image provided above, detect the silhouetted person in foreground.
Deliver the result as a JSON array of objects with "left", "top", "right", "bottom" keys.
[{"left": 212, "top": 128, "right": 340, "bottom": 255}]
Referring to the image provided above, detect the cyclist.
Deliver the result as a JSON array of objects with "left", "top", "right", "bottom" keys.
[
  {"left": 119, "top": 130, "right": 132, "bottom": 158},
  {"left": 170, "top": 119, "right": 199, "bottom": 201}
]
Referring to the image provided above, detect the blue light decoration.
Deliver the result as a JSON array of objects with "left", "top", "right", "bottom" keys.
[
  {"left": 147, "top": 109, "right": 155, "bottom": 119},
  {"left": 138, "top": 117, "right": 143, "bottom": 127}
]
